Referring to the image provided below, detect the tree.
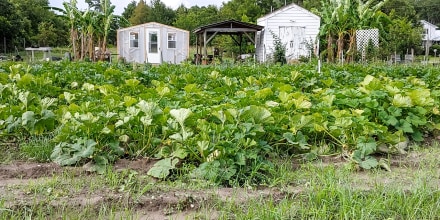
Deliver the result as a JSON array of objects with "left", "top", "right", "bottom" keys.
[
  {"left": 412, "top": 0, "right": 440, "bottom": 25},
  {"left": 316, "top": 0, "right": 389, "bottom": 62},
  {"left": 0, "top": 0, "right": 20, "bottom": 51},
  {"left": 221, "top": 0, "right": 262, "bottom": 22},
  {"left": 97, "top": 0, "right": 115, "bottom": 60},
  {"left": 129, "top": 0, "right": 150, "bottom": 25},
  {"left": 34, "top": 22, "right": 58, "bottom": 46},
  {"left": 148, "top": 0, "right": 176, "bottom": 25},
  {"left": 173, "top": 5, "right": 221, "bottom": 44},
  {"left": 9, "top": 0, "right": 53, "bottom": 47},
  {"left": 382, "top": 0, "right": 418, "bottom": 24},
  {"left": 384, "top": 14, "right": 422, "bottom": 57},
  {"left": 122, "top": 0, "right": 137, "bottom": 21}
]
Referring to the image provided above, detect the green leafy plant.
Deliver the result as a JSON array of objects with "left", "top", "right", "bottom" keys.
[{"left": 270, "top": 31, "right": 287, "bottom": 65}]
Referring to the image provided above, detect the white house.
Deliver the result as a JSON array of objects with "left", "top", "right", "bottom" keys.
[
  {"left": 421, "top": 20, "right": 440, "bottom": 46},
  {"left": 256, "top": 3, "right": 320, "bottom": 62},
  {"left": 117, "top": 22, "right": 189, "bottom": 64}
]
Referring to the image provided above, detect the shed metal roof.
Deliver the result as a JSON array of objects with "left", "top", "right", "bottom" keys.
[{"left": 193, "top": 19, "right": 263, "bottom": 34}]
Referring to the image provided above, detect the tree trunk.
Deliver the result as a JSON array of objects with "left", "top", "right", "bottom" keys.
[
  {"left": 71, "top": 28, "right": 78, "bottom": 60},
  {"left": 101, "top": 37, "right": 107, "bottom": 61},
  {"left": 336, "top": 32, "right": 345, "bottom": 63},
  {"left": 80, "top": 32, "right": 85, "bottom": 60},
  {"left": 327, "top": 34, "right": 334, "bottom": 62},
  {"left": 346, "top": 29, "right": 356, "bottom": 63},
  {"left": 88, "top": 34, "right": 94, "bottom": 61}
]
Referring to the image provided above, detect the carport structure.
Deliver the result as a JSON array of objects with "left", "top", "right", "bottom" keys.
[{"left": 193, "top": 20, "right": 263, "bottom": 64}]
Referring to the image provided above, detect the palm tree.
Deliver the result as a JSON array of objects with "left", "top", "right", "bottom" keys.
[
  {"left": 318, "top": 0, "right": 338, "bottom": 62},
  {"left": 318, "top": 0, "right": 389, "bottom": 63},
  {"left": 52, "top": 0, "right": 119, "bottom": 61},
  {"left": 345, "top": 0, "right": 389, "bottom": 62},
  {"left": 62, "top": 0, "right": 81, "bottom": 60},
  {"left": 98, "top": 0, "right": 115, "bottom": 61}
]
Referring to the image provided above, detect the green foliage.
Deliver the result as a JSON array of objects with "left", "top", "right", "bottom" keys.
[
  {"left": 270, "top": 31, "right": 287, "bottom": 64},
  {"left": 129, "top": 0, "right": 151, "bottom": 25},
  {"left": 126, "top": 0, "right": 176, "bottom": 26},
  {"left": 2, "top": 62, "right": 440, "bottom": 184},
  {"left": 122, "top": 0, "right": 137, "bottom": 21},
  {"left": 385, "top": 15, "right": 423, "bottom": 56}
]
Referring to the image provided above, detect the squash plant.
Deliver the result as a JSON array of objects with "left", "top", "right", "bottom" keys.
[{"left": 2, "top": 62, "right": 440, "bottom": 184}]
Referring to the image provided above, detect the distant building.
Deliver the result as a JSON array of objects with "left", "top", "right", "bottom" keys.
[
  {"left": 117, "top": 22, "right": 189, "bottom": 64},
  {"left": 421, "top": 20, "right": 440, "bottom": 47},
  {"left": 256, "top": 3, "right": 321, "bottom": 62}
]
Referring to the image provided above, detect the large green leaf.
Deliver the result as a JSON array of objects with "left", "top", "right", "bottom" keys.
[
  {"left": 51, "top": 139, "right": 97, "bottom": 166},
  {"left": 359, "top": 156, "right": 378, "bottom": 170},
  {"left": 21, "top": 111, "right": 35, "bottom": 128},
  {"left": 240, "top": 106, "right": 273, "bottom": 124},
  {"left": 170, "top": 108, "right": 192, "bottom": 126},
  {"left": 408, "top": 89, "right": 434, "bottom": 107},
  {"left": 392, "top": 94, "right": 412, "bottom": 107},
  {"left": 147, "top": 158, "right": 179, "bottom": 179}
]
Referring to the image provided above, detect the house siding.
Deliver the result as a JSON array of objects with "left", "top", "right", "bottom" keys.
[
  {"left": 256, "top": 4, "right": 320, "bottom": 62},
  {"left": 421, "top": 20, "right": 440, "bottom": 41},
  {"left": 117, "top": 22, "right": 189, "bottom": 64}
]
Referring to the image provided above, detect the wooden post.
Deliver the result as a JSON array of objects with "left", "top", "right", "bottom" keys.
[
  {"left": 239, "top": 34, "right": 243, "bottom": 55},
  {"left": 203, "top": 31, "right": 207, "bottom": 60},
  {"left": 195, "top": 34, "right": 198, "bottom": 65}
]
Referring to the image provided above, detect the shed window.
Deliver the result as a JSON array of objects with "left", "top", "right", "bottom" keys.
[
  {"left": 130, "top": 32, "right": 138, "bottom": 48},
  {"left": 168, "top": 33, "right": 176, "bottom": 49}
]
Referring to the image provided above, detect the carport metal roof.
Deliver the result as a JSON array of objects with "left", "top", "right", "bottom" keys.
[{"left": 193, "top": 20, "right": 263, "bottom": 64}]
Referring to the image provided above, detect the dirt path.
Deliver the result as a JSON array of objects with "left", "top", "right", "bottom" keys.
[
  {"left": 0, "top": 150, "right": 438, "bottom": 219},
  {"left": 0, "top": 159, "right": 287, "bottom": 219}
]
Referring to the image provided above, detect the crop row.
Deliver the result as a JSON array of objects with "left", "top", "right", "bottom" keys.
[{"left": 1, "top": 62, "right": 439, "bottom": 185}]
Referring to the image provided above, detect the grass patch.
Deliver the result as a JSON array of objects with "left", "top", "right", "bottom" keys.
[
  {"left": 19, "top": 135, "right": 54, "bottom": 162},
  {"left": 1, "top": 144, "right": 440, "bottom": 219}
]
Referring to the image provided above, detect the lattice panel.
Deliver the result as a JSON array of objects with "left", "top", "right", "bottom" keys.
[{"left": 356, "top": 29, "right": 379, "bottom": 52}]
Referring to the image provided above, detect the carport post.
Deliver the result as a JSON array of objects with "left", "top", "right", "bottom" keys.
[{"left": 203, "top": 31, "right": 207, "bottom": 59}]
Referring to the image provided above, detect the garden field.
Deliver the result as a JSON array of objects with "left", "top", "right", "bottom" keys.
[{"left": 1, "top": 61, "right": 440, "bottom": 219}]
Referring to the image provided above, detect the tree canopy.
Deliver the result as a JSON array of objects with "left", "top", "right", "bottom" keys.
[{"left": 0, "top": 0, "right": 433, "bottom": 62}]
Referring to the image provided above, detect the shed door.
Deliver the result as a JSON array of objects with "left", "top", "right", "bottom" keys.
[
  {"left": 279, "top": 26, "right": 306, "bottom": 60},
  {"left": 146, "top": 29, "right": 160, "bottom": 63}
]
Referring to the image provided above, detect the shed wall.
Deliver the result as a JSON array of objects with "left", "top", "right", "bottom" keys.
[
  {"left": 256, "top": 5, "right": 320, "bottom": 62},
  {"left": 117, "top": 23, "right": 189, "bottom": 64}
]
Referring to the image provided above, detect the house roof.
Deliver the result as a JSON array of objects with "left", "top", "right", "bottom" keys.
[
  {"left": 193, "top": 19, "right": 263, "bottom": 34},
  {"left": 421, "top": 20, "right": 438, "bottom": 28},
  {"left": 117, "top": 22, "right": 189, "bottom": 33},
  {"left": 257, "top": 3, "right": 320, "bottom": 22}
]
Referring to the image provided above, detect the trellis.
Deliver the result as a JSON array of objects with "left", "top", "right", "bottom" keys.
[{"left": 356, "top": 29, "right": 379, "bottom": 61}]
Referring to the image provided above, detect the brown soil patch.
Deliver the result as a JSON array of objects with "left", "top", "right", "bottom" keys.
[
  {"left": 0, "top": 149, "right": 437, "bottom": 219},
  {"left": 114, "top": 158, "right": 156, "bottom": 174},
  {"left": 0, "top": 161, "right": 62, "bottom": 179}
]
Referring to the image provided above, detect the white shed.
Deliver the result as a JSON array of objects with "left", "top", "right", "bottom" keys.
[
  {"left": 117, "top": 22, "right": 189, "bottom": 64},
  {"left": 256, "top": 3, "right": 320, "bottom": 62}
]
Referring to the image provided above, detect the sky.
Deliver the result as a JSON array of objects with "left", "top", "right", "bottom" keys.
[{"left": 48, "top": 0, "right": 230, "bottom": 15}]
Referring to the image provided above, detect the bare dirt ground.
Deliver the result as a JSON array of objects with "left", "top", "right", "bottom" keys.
[
  {"left": 0, "top": 150, "right": 438, "bottom": 219},
  {"left": 0, "top": 158, "right": 286, "bottom": 219}
]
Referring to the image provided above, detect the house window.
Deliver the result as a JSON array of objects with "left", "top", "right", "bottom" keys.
[
  {"left": 130, "top": 32, "right": 138, "bottom": 48},
  {"left": 168, "top": 33, "right": 176, "bottom": 49}
]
